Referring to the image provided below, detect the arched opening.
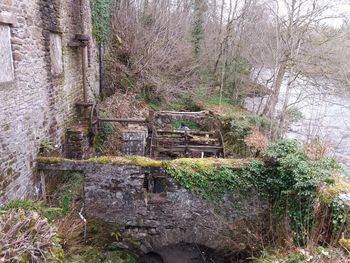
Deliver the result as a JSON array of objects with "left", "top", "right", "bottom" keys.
[{"left": 138, "top": 243, "right": 229, "bottom": 263}]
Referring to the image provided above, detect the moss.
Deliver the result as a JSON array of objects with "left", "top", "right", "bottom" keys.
[
  {"left": 339, "top": 238, "right": 350, "bottom": 250},
  {"left": 87, "top": 156, "right": 131, "bottom": 165},
  {"left": 126, "top": 156, "right": 163, "bottom": 168},
  {"left": 168, "top": 158, "right": 250, "bottom": 172},
  {"left": 319, "top": 178, "right": 350, "bottom": 205},
  {"left": 38, "top": 155, "right": 252, "bottom": 170}
]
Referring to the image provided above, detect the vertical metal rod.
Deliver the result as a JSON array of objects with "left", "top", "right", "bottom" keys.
[
  {"left": 80, "top": 0, "right": 88, "bottom": 103},
  {"left": 40, "top": 171, "right": 47, "bottom": 203},
  {"left": 99, "top": 43, "right": 103, "bottom": 96},
  {"left": 81, "top": 45, "right": 88, "bottom": 103}
]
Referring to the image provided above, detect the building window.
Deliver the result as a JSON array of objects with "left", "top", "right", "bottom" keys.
[
  {"left": 0, "top": 24, "right": 14, "bottom": 83},
  {"left": 49, "top": 33, "right": 63, "bottom": 76}
]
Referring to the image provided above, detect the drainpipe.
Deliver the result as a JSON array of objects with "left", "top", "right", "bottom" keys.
[
  {"left": 80, "top": 0, "right": 89, "bottom": 103},
  {"left": 81, "top": 43, "right": 88, "bottom": 103},
  {"left": 99, "top": 43, "right": 103, "bottom": 96}
]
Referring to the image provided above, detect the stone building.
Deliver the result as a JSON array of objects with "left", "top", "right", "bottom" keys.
[{"left": 0, "top": 0, "right": 99, "bottom": 204}]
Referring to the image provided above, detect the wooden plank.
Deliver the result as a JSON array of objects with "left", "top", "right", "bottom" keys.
[{"left": 153, "top": 145, "right": 223, "bottom": 152}]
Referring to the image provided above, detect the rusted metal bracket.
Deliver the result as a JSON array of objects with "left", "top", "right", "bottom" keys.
[{"left": 68, "top": 34, "right": 90, "bottom": 47}]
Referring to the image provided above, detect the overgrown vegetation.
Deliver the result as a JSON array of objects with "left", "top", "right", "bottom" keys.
[
  {"left": 91, "top": 0, "right": 113, "bottom": 44},
  {"left": 166, "top": 139, "right": 350, "bottom": 253},
  {"left": 1, "top": 170, "right": 136, "bottom": 263},
  {"left": 220, "top": 108, "right": 274, "bottom": 156},
  {"left": 93, "top": 114, "right": 115, "bottom": 154}
]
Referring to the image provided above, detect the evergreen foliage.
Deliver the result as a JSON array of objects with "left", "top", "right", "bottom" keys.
[
  {"left": 91, "top": 0, "right": 113, "bottom": 43},
  {"left": 191, "top": 0, "right": 205, "bottom": 58}
]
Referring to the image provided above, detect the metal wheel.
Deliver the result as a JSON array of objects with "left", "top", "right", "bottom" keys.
[{"left": 90, "top": 103, "right": 100, "bottom": 136}]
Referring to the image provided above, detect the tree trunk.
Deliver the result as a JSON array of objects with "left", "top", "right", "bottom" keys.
[{"left": 262, "top": 60, "right": 287, "bottom": 118}]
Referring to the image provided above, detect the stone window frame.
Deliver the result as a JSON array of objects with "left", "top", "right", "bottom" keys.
[
  {"left": 0, "top": 12, "right": 17, "bottom": 86},
  {"left": 144, "top": 173, "right": 168, "bottom": 194},
  {"left": 49, "top": 30, "right": 64, "bottom": 77}
]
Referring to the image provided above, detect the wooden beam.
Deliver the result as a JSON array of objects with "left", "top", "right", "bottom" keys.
[{"left": 153, "top": 145, "right": 223, "bottom": 153}]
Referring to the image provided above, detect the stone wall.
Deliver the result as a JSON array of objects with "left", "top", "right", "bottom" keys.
[
  {"left": 0, "top": 0, "right": 99, "bottom": 204},
  {"left": 83, "top": 164, "right": 268, "bottom": 253},
  {"left": 37, "top": 157, "right": 268, "bottom": 253}
]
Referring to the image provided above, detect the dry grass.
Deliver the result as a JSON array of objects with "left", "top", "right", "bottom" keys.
[
  {"left": 56, "top": 205, "right": 85, "bottom": 254},
  {"left": 0, "top": 209, "right": 61, "bottom": 262},
  {"left": 304, "top": 137, "right": 331, "bottom": 160},
  {"left": 244, "top": 127, "right": 268, "bottom": 157}
]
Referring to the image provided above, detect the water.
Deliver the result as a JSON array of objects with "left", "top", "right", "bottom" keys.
[{"left": 245, "top": 73, "right": 350, "bottom": 172}]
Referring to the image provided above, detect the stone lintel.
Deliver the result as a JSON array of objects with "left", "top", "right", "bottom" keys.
[
  {"left": 0, "top": 11, "right": 17, "bottom": 26},
  {"left": 36, "top": 159, "right": 86, "bottom": 171}
]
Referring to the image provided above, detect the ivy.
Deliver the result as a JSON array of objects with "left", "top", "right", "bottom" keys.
[
  {"left": 261, "top": 140, "right": 340, "bottom": 244},
  {"left": 164, "top": 139, "right": 342, "bottom": 245},
  {"left": 191, "top": 0, "right": 205, "bottom": 58},
  {"left": 165, "top": 159, "right": 255, "bottom": 200},
  {"left": 91, "top": 0, "right": 113, "bottom": 44}
]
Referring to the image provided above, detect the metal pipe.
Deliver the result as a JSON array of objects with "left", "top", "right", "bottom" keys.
[
  {"left": 80, "top": 0, "right": 88, "bottom": 103},
  {"left": 99, "top": 43, "right": 103, "bottom": 96},
  {"left": 81, "top": 45, "right": 88, "bottom": 102}
]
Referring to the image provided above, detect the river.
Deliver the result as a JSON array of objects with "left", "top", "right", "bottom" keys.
[{"left": 245, "top": 74, "right": 350, "bottom": 173}]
